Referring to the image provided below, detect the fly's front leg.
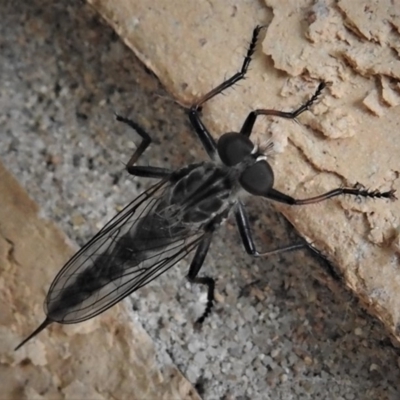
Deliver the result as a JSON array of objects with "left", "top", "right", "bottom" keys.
[
  {"left": 115, "top": 114, "right": 171, "bottom": 179},
  {"left": 187, "top": 234, "right": 215, "bottom": 325},
  {"left": 235, "top": 202, "right": 306, "bottom": 257},
  {"left": 265, "top": 185, "right": 396, "bottom": 205},
  {"left": 240, "top": 82, "right": 326, "bottom": 137},
  {"left": 188, "top": 26, "right": 265, "bottom": 159}
]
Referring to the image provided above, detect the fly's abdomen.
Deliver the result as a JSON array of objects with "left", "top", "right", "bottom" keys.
[
  {"left": 46, "top": 246, "right": 139, "bottom": 322},
  {"left": 132, "top": 213, "right": 187, "bottom": 252},
  {"left": 45, "top": 212, "right": 189, "bottom": 323}
]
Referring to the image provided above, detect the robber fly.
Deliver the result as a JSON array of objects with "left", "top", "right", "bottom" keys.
[{"left": 15, "top": 26, "right": 396, "bottom": 350}]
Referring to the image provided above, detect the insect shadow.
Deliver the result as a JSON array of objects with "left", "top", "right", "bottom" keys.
[{"left": 15, "top": 26, "right": 396, "bottom": 350}]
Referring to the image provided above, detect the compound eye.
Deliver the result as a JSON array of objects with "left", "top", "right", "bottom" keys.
[
  {"left": 239, "top": 160, "right": 274, "bottom": 196},
  {"left": 217, "top": 132, "right": 254, "bottom": 166}
]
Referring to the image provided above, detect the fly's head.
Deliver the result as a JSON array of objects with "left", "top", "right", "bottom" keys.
[{"left": 217, "top": 132, "right": 274, "bottom": 197}]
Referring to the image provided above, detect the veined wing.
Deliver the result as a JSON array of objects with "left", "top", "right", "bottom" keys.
[{"left": 45, "top": 177, "right": 206, "bottom": 324}]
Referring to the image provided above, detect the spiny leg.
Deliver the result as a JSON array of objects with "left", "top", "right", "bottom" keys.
[
  {"left": 188, "top": 26, "right": 265, "bottom": 159},
  {"left": 192, "top": 25, "right": 264, "bottom": 111},
  {"left": 187, "top": 234, "right": 215, "bottom": 325},
  {"left": 115, "top": 114, "right": 171, "bottom": 179},
  {"left": 264, "top": 185, "right": 396, "bottom": 205},
  {"left": 240, "top": 81, "right": 326, "bottom": 137},
  {"left": 235, "top": 202, "right": 306, "bottom": 257},
  {"left": 124, "top": 165, "right": 171, "bottom": 179}
]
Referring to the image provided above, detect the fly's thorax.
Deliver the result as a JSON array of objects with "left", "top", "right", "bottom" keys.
[
  {"left": 217, "top": 132, "right": 275, "bottom": 197},
  {"left": 168, "top": 162, "right": 239, "bottom": 224}
]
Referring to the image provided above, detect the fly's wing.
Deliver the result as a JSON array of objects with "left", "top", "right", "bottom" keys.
[{"left": 45, "top": 178, "right": 206, "bottom": 324}]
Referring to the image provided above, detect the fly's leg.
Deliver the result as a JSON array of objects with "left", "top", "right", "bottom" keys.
[
  {"left": 191, "top": 25, "right": 264, "bottom": 110},
  {"left": 235, "top": 202, "right": 306, "bottom": 257},
  {"left": 235, "top": 187, "right": 394, "bottom": 264},
  {"left": 115, "top": 114, "right": 172, "bottom": 179},
  {"left": 239, "top": 82, "right": 326, "bottom": 137},
  {"left": 124, "top": 165, "right": 171, "bottom": 179},
  {"left": 187, "top": 234, "right": 215, "bottom": 325},
  {"left": 115, "top": 114, "right": 151, "bottom": 166},
  {"left": 264, "top": 185, "right": 396, "bottom": 205},
  {"left": 189, "top": 26, "right": 265, "bottom": 159}
]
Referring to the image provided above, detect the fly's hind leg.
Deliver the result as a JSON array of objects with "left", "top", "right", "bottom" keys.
[
  {"left": 187, "top": 234, "right": 215, "bottom": 325},
  {"left": 115, "top": 114, "right": 172, "bottom": 179}
]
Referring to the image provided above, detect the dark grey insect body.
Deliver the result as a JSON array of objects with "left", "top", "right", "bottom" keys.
[{"left": 15, "top": 26, "right": 396, "bottom": 350}]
